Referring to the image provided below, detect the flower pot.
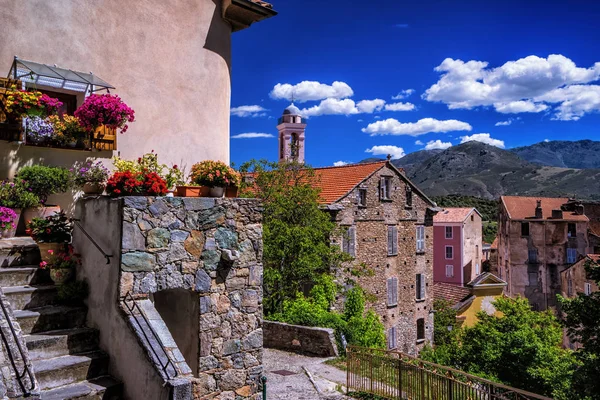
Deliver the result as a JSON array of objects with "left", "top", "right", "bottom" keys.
[
  {"left": 175, "top": 186, "right": 210, "bottom": 197},
  {"left": 23, "top": 205, "right": 61, "bottom": 227},
  {"left": 82, "top": 182, "right": 105, "bottom": 195},
  {"left": 225, "top": 186, "right": 239, "bottom": 198},
  {"left": 166, "top": 191, "right": 175, "bottom": 197},
  {"left": 49, "top": 268, "right": 73, "bottom": 286},
  {"left": 38, "top": 242, "right": 66, "bottom": 263},
  {"left": 0, "top": 208, "right": 20, "bottom": 239},
  {"left": 209, "top": 186, "right": 225, "bottom": 198}
]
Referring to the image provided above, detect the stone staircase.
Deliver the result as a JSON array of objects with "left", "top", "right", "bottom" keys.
[{"left": 0, "top": 238, "right": 123, "bottom": 399}]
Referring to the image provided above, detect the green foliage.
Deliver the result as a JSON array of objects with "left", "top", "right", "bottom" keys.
[
  {"left": 422, "top": 296, "right": 577, "bottom": 398},
  {"left": 0, "top": 180, "right": 40, "bottom": 209},
  {"left": 56, "top": 280, "right": 89, "bottom": 306},
  {"left": 560, "top": 259, "right": 600, "bottom": 398},
  {"left": 27, "top": 212, "right": 72, "bottom": 243},
  {"left": 239, "top": 159, "right": 348, "bottom": 315},
  {"left": 432, "top": 195, "right": 498, "bottom": 222},
  {"left": 16, "top": 165, "right": 71, "bottom": 203},
  {"left": 482, "top": 221, "right": 498, "bottom": 244}
]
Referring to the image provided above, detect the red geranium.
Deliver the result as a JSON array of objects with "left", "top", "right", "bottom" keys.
[
  {"left": 142, "top": 171, "right": 168, "bottom": 196},
  {"left": 106, "top": 170, "right": 167, "bottom": 196}
]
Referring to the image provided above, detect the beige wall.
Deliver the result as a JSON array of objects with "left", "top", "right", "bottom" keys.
[
  {"left": 462, "top": 211, "right": 483, "bottom": 283},
  {"left": 1, "top": 0, "right": 232, "bottom": 181}
]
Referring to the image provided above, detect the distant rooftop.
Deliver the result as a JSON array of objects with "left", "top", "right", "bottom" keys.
[
  {"left": 434, "top": 207, "right": 480, "bottom": 223},
  {"left": 501, "top": 196, "right": 588, "bottom": 222}
]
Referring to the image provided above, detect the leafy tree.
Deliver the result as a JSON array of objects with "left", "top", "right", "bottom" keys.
[
  {"left": 422, "top": 297, "right": 577, "bottom": 398},
  {"left": 432, "top": 195, "right": 499, "bottom": 222},
  {"left": 239, "top": 160, "right": 347, "bottom": 315},
  {"left": 421, "top": 299, "right": 460, "bottom": 365},
  {"left": 560, "top": 260, "right": 600, "bottom": 399}
]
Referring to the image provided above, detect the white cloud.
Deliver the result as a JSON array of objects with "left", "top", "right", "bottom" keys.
[
  {"left": 357, "top": 99, "right": 386, "bottom": 113},
  {"left": 333, "top": 161, "right": 349, "bottom": 167},
  {"left": 424, "top": 140, "right": 452, "bottom": 150},
  {"left": 374, "top": 116, "right": 381, "bottom": 119},
  {"left": 365, "top": 145, "right": 406, "bottom": 159},
  {"left": 357, "top": 119, "right": 364, "bottom": 122},
  {"left": 384, "top": 102, "right": 416, "bottom": 111},
  {"left": 494, "top": 101, "right": 548, "bottom": 114},
  {"left": 392, "top": 89, "right": 415, "bottom": 100},
  {"left": 495, "top": 117, "right": 520, "bottom": 126},
  {"left": 459, "top": 133, "right": 505, "bottom": 148},
  {"left": 544, "top": 139, "right": 550, "bottom": 142},
  {"left": 230, "top": 105, "right": 268, "bottom": 117},
  {"left": 415, "top": 140, "right": 424, "bottom": 145},
  {"left": 424, "top": 54, "right": 600, "bottom": 119},
  {"left": 231, "top": 132, "right": 274, "bottom": 139},
  {"left": 301, "top": 98, "right": 387, "bottom": 117},
  {"left": 362, "top": 118, "right": 472, "bottom": 136},
  {"left": 270, "top": 81, "right": 354, "bottom": 102}
]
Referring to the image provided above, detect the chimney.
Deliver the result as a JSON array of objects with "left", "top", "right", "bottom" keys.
[
  {"left": 535, "top": 200, "right": 543, "bottom": 219},
  {"left": 575, "top": 204, "right": 585, "bottom": 216},
  {"left": 552, "top": 209, "right": 563, "bottom": 219}
]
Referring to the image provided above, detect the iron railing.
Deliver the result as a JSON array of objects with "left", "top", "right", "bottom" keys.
[
  {"left": 72, "top": 219, "right": 113, "bottom": 264},
  {"left": 346, "top": 346, "right": 552, "bottom": 400},
  {"left": 121, "top": 292, "right": 178, "bottom": 380},
  {"left": 0, "top": 294, "right": 35, "bottom": 396}
]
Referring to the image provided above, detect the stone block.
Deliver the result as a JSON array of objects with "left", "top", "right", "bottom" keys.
[
  {"left": 222, "top": 339, "right": 241, "bottom": 356},
  {"left": 120, "top": 272, "right": 134, "bottom": 297},
  {"left": 166, "top": 243, "right": 189, "bottom": 263},
  {"left": 148, "top": 198, "right": 169, "bottom": 217},
  {"left": 171, "top": 230, "right": 190, "bottom": 242},
  {"left": 147, "top": 228, "right": 171, "bottom": 249},
  {"left": 202, "top": 250, "right": 221, "bottom": 271},
  {"left": 183, "top": 197, "right": 216, "bottom": 211},
  {"left": 195, "top": 269, "right": 211, "bottom": 293},
  {"left": 124, "top": 196, "right": 148, "bottom": 210},
  {"left": 184, "top": 230, "right": 205, "bottom": 258},
  {"left": 215, "top": 227, "right": 238, "bottom": 250},
  {"left": 218, "top": 370, "right": 246, "bottom": 391},
  {"left": 123, "top": 222, "right": 146, "bottom": 251},
  {"left": 200, "top": 296, "right": 211, "bottom": 314},
  {"left": 122, "top": 252, "right": 156, "bottom": 272}
]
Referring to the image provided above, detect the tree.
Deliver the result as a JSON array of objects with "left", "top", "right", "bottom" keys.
[
  {"left": 422, "top": 297, "right": 577, "bottom": 398},
  {"left": 420, "top": 299, "right": 460, "bottom": 365},
  {"left": 560, "top": 260, "right": 600, "bottom": 399},
  {"left": 239, "top": 160, "right": 347, "bottom": 315}
]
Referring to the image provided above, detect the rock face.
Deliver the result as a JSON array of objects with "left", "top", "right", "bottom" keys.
[{"left": 120, "top": 197, "right": 263, "bottom": 399}]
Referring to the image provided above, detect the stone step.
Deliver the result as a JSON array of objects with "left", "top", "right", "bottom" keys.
[
  {"left": 3, "top": 284, "right": 57, "bottom": 310},
  {"left": 26, "top": 328, "right": 100, "bottom": 361},
  {"left": 0, "top": 237, "right": 41, "bottom": 267},
  {"left": 40, "top": 376, "right": 123, "bottom": 400},
  {"left": 0, "top": 267, "right": 50, "bottom": 287},
  {"left": 15, "top": 306, "right": 87, "bottom": 334},
  {"left": 33, "top": 351, "right": 110, "bottom": 391}
]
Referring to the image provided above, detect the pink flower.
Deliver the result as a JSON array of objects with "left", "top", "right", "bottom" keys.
[{"left": 47, "top": 249, "right": 54, "bottom": 255}]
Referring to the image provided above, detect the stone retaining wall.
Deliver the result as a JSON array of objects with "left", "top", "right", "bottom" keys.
[{"left": 263, "top": 321, "right": 338, "bottom": 357}]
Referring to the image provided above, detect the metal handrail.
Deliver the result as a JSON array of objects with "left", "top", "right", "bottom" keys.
[
  {"left": 121, "top": 292, "right": 178, "bottom": 380},
  {"left": 72, "top": 219, "right": 112, "bottom": 264},
  {"left": 0, "top": 294, "right": 35, "bottom": 396}
]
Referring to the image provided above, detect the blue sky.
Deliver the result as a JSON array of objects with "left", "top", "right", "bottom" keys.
[{"left": 230, "top": 0, "right": 600, "bottom": 167}]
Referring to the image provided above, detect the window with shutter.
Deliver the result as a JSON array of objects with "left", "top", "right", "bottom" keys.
[
  {"left": 528, "top": 249, "right": 538, "bottom": 263},
  {"left": 342, "top": 226, "right": 356, "bottom": 257},
  {"left": 445, "top": 265, "right": 454, "bottom": 278},
  {"left": 387, "top": 226, "right": 398, "bottom": 256},
  {"left": 445, "top": 246, "right": 453, "bottom": 259},
  {"left": 416, "top": 273, "right": 425, "bottom": 300},
  {"left": 417, "top": 318, "right": 425, "bottom": 341},
  {"left": 387, "top": 277, "right": 398, "bottom": 307},
  {"left": 380, "top": 177, "right": 392, "bottom": 200},
  {"left": 445, "top": 226, "right": 453, "bottom": 239},
  {"left": 416, "top": 226, "right": 425, "bottom": 252},
  {"left": 406, "top": 186, "right": 413, "bottom": 207},
  {"left": 567, "top": 277, "right": 573, "bottom": 296},
  {"left": 585, "top": 282, "right": 592, "bottom": 296},
  {"left": 567, "top": 248, "right": 577, "bottom": 264},
  {"left": 388, "top": 327, "right": 397, "bottom": 349},
  {"left": 358, "top": 188, "right": 367, "bottom": 207}
]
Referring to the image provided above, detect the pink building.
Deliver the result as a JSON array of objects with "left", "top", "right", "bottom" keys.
[{"left": 434, "top": 208, "right": 483, "bottom": 286}]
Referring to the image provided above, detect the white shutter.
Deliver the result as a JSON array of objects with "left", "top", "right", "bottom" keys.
[{"left": 416, "top": 226, "right": 425, "bottom": 252}]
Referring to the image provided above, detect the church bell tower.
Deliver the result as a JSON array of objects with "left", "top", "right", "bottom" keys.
[{"left": 277, "top": 104, "right": 306, "bottom": 163}]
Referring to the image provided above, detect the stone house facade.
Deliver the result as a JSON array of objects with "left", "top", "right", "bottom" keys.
[
  {"left": 313, "top": 160, "right": 438, "bottom": 355},
  {"left": 497, "top": 196, "right": 590, "bottom": 311},
  {"left": 433, "top": 208, "right": 483, "bottom": 286}
]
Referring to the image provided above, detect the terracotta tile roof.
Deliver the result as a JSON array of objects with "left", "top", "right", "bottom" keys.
[
  {"left": 312, "top": 161, "right": 388, "bottom": 204},
  {"left": 589, "top": 221, "right": 600, "bottom": 237},
  {"left": 249, "top": 0, "right": 273, "bottom": 9},
  {"left": 433, "top": 282, "right": 471, "bottom": 305},
  {"left": 491, "top": 237, "right": 499, "bottom": 249},
  {"left": 587, "top": 254, "right": 600, "bottom": 262},
  {"left": 501, "top": 196, "right": 589, "bottom": 222},
  {"left": 434, "top": 208, "right": 477, "bottom": 223}
]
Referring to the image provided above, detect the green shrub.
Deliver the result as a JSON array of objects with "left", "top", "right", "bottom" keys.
[
  {"left": 0, "top": 180, "right": 40, "bottom": 209},
  {"left": 16, "top": 165, "right": 72, "bottom": 203}
]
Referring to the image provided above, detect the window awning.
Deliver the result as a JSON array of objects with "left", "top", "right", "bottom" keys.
[{"left": 8, "top": 57, "right": 114, "bottom": 93}]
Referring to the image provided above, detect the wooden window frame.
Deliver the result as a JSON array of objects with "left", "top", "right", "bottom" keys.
[
  {"left": 445, "top": 226, "right": 453, "bottom": 239},
  {"left": 445, "top": 245, "right": 453, "bottom": 260}
]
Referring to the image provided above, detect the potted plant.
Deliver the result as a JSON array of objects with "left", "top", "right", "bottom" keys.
[
  {"left": 15, "top": 165, "right": 72, "bottom": 224},
  {"left": 0, "top": 207, "right": 19, "bottom": 239},
  {"left": 106, "top": 170, "right": 167, "bottom": 196},
  {"left": 75, "top": 93, "right": 135, "bottom": 134},
  {"left": 0, "top": 180, "right": 40, "bottom": 235},
  {"left": 189, "top": 161, "right": 241, "bottom": 198},
  {"left": 27, "top": 212, "right": 72, "bottom": 262},
  {"left": 70, "top": 160, "right": 109, "bottom": 195},
  {"left": 110, "top": 152, "right": 179, "bottom": 196},
  {"left": 24, "top": 116, "right": 55, "bottom": 145},
  {"left": 48, "top": 115, "right": 89, "bottom": 149},
  {"left": 39, "top": 246, "right": 77, "bottom": 285}
]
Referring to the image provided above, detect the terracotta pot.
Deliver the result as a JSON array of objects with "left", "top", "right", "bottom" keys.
[
  {"left": 209, "top": 186, "right": 225, "bottom": 198},
  {"left": 38, "top": 242, "right": 66, "bottom": 263},
  {"left": 82, "top": 182, "right": 105, "bottom": 195},
  {"left": 175, "top": 186, "right": 210, "bottom": 197},
  {"left": 23, "top": 205, "right": 61, "bottom": 226},
  {"left": 0, "top": 208, "right": 20, "bottom": 239},
  {"left": 225, "top": 186, "right": 239, "bottom": 198},
  {"left": 49, "top": 268, "right": 73, "bottom": 286}
]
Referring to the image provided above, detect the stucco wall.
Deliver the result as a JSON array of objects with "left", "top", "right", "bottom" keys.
[
  {"left": 332, "top": 164, "right": 435, "bottom": 355},
  {"left": 74, "top": 196, "right": 171, "bottom": 400},
  {"left": 463, "top": 212, "right": 483, "bottom": 283},
  {"left": 433, "top": 225, "right": 461, "bottom": 285},
  {"left": 0, "top": 0, "right": 232, "bottom": 180},
  {"left": 263, "top": 321, "right": 338, "bottom": 357}
]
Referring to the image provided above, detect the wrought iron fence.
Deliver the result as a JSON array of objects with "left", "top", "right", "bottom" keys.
[{"left": 346, "top": 346, "right": 552, "bottom": 400}]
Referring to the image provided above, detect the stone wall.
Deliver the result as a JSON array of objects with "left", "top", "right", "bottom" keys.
[
  {"left": 119, "top": 196, "right": 264, "bottom": 399},
  {"left": 331, "top": 164, "right": 436, "bottom": 355},
  {"left": 263, "top": 321, "right": 338, "bottom": 357}
]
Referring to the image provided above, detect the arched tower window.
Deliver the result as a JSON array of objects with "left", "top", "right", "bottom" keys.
[{"left": 290, "top": 132, "right": 299, "bottom": 159}]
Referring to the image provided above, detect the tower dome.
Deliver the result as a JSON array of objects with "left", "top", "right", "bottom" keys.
[{"left": 283, "top": 103, "right": 301, "bottom": 116}]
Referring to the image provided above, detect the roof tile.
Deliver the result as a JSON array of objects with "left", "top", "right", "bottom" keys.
[
  {"left": 432, "top": 282, "right": 471, "bottom": 305},
  {"left": 501, "top": 196, "right": 588, "bottom": 222},
  {"left": 312, "top": 161, "right": 388, "bottom": 204},
  {"left": 434, "top": 208, "right": 476, "bottom": 223}
]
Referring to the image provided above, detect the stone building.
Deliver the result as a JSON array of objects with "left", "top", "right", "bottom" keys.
[
  {"left": 433, "top": 208, "right": 483, "bottom": 286},
  {"left": 560, "top": 254, "right": 599, "bottom": 349},
  {"left": 312, "top": 160, "right": 439, "bottom": 355},
  {"left": 497, "top": 196, "right": 590, "bottom": 311},
  {"left": 0, "top": 0, "right": 276, "bottom": 184}
]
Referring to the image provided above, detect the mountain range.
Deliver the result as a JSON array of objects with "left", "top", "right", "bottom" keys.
[{"left": 363, "top": 140, "right": 600, "bottom": 200}]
